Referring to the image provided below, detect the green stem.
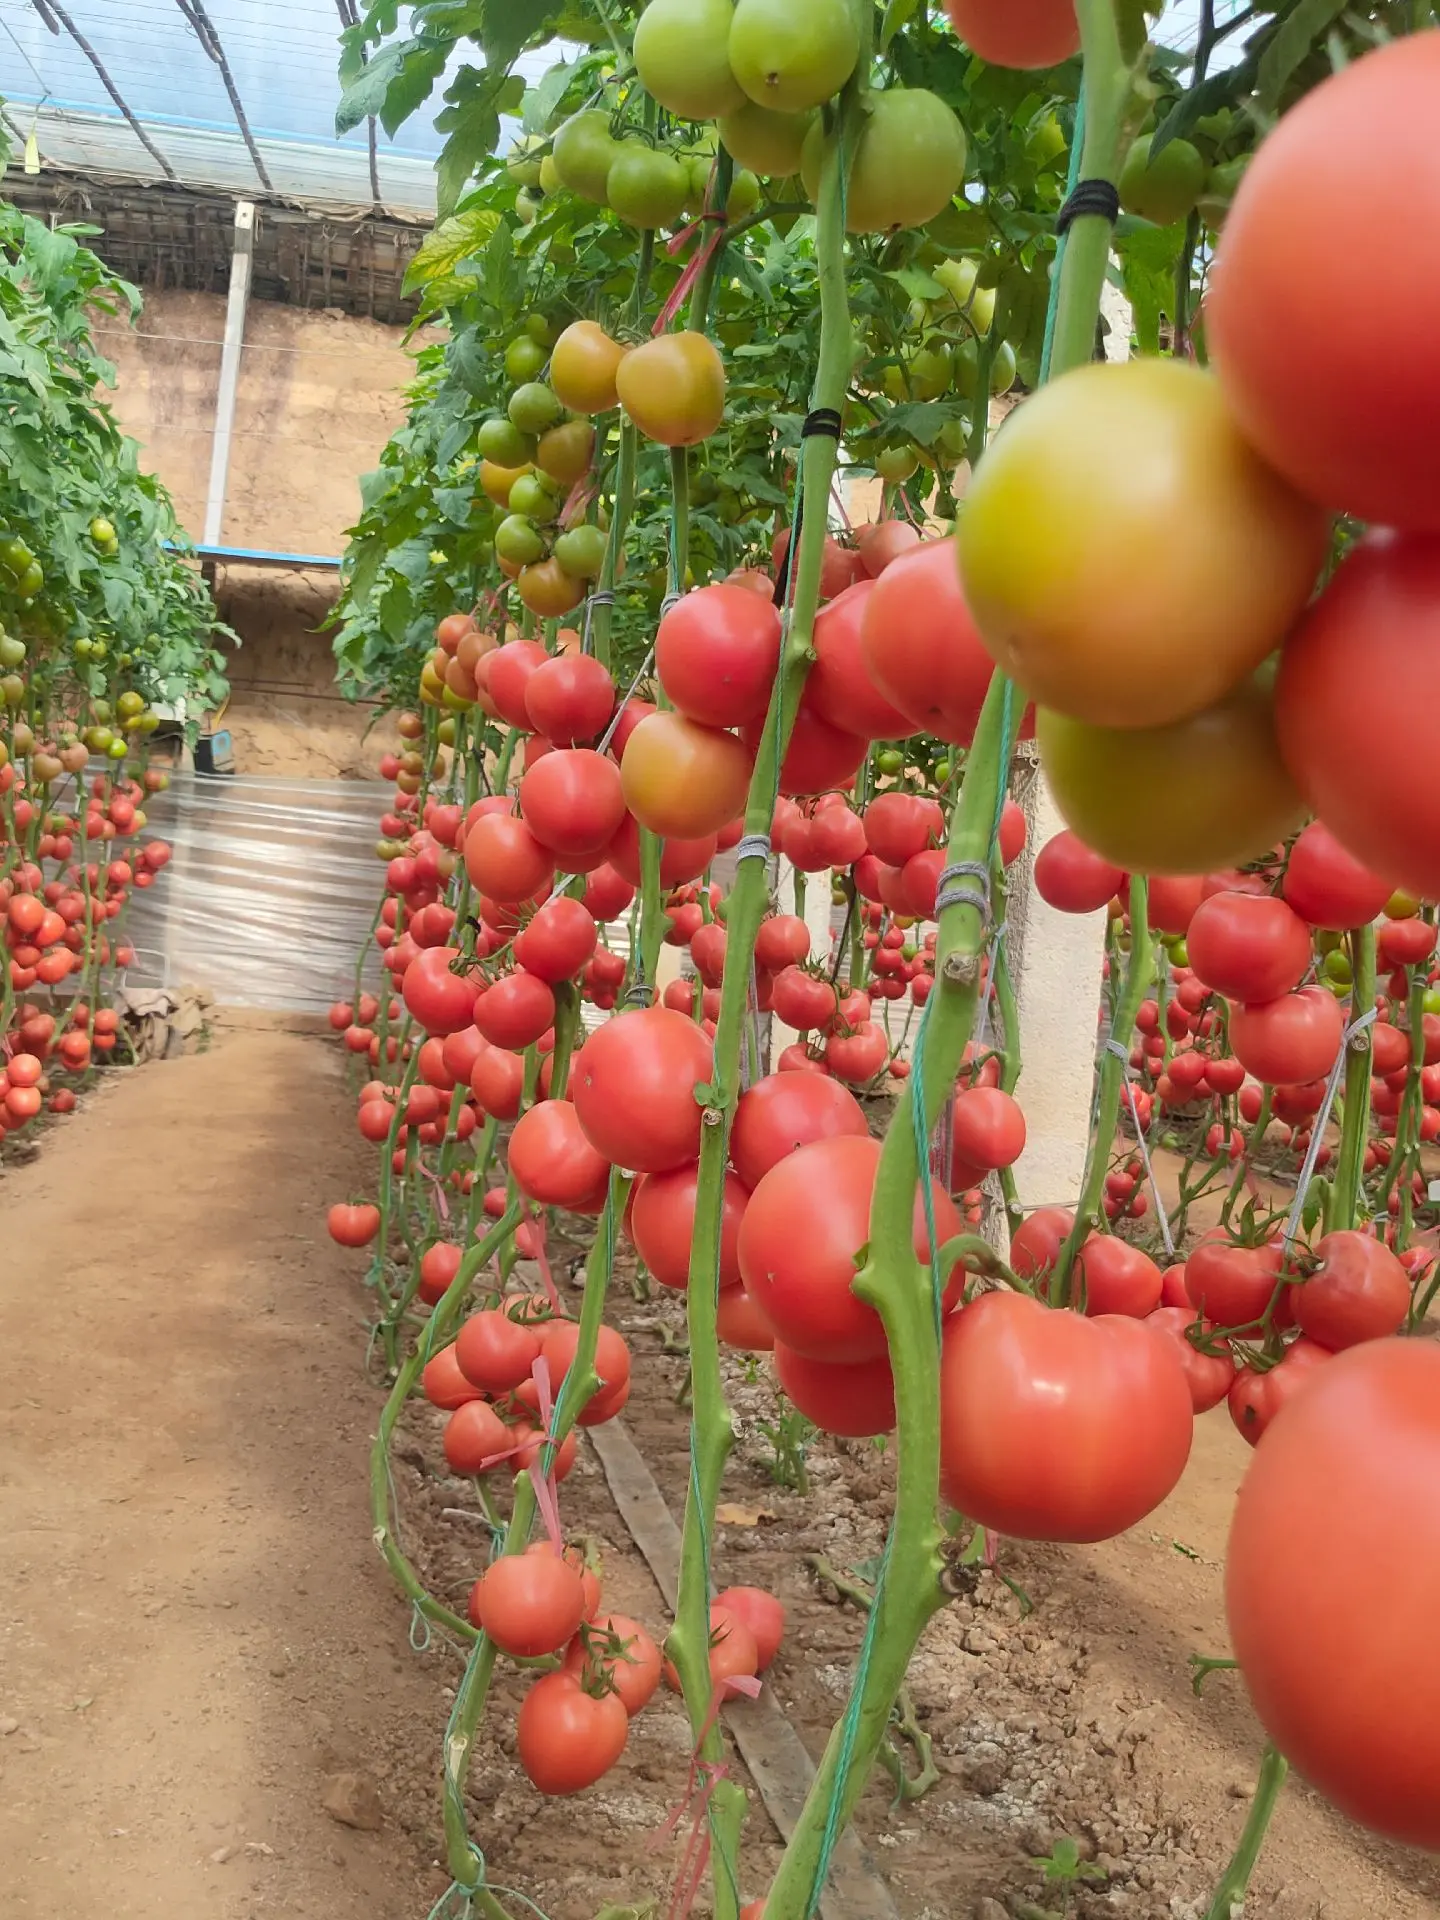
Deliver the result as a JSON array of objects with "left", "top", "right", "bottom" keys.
[
  {"left": 765, "top": 669, "right": 1014, "bottom": 1920},
  {"left": 1204, "top": 1745, "right": 1288, "bottom": 1920},
  {"left": 1328, "top": 925, "right": 1375, "bottom": 1233},
  {"left": 1047, "top": 0, "right": 1134, "bottom": 379},
  {"left": 668, "top": 71, "right": 862, "bottom": 1920}
]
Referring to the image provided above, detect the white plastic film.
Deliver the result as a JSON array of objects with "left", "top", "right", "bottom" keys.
[{"left": 126, "top": 772, "right": 388, "bottom": 1014}]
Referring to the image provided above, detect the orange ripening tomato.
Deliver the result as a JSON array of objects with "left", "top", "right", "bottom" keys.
[
  {"left": 615, "top": 332, "right": 725, "bottom": 446},
  {"left": 620, "top": 710, "right": 752, "bottom": 838}
]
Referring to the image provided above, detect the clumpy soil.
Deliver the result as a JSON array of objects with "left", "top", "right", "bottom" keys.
[{"left": 3, "top": 1024, "right": 1438, "bottom": 1920}]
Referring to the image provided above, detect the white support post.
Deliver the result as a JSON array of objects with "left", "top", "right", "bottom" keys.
[{"left": 203, "top": 199, "right": 255, "bottom": 549}]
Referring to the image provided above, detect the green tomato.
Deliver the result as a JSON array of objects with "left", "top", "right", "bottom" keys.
[
  {"left": 507, "top": 471, "right": 560, "bottom": 523},
  {"left": 17, "top": 562, "right": 43, "bottom": 597},
  {"left": 719, "top": 99, "right": 815, "bottom": 176},
  {"left": 1118, "top": 133, "right": 1206, "bottom": 227},
  {"left": 1424, "top": 988, "right": 1440, "bottom": 1018},
  {"left": 1322, "top": 949, "right": 1353, "bottom": 986},
  {"left": 633, "top": 0, "right": 746, "bottom": 120},
  {"left": 506, "top": 137, "right": 545, "bottom": 190},
  {"left": 516, "top": 187, "right": 542, "bottom": 225},
  {"left": 728, "top": 0, "right": 860, "bottom": 114},
  {"left": 726, "top": 169, "right": 761, "bottom": 222},
  {"left": 1197, "top": 156, "right": 1250, "bottom": 229},
  {"left": 801, "top": 87, "right": 966, "bottom": 235},
  {"left": 553, "top": 523, "right": 608, "bottom": 581},
  {"left": 1166, "top": 937, "right": 1189, "bottom": 966},
  {"left": 525, "top": 312, "right": 555, "bottom": 347},
  {"left": 116, "top": 689, "right": 145, "bottom": 720},
  {"left": 90, "top": 515, "right": 116, "bottom": 545},
  {"left": 0, "top": 673, "right": 23, "bottom": 708},
  {"left": 106, "top": 736, "right": 128, "bottom": 761},
  {"left": 934, "top": 758, "right": 951, "bottom": 784},
  {"left": 478, "top": 417, "right": 536, "bottom": 467},
  {"left": 437, "top": 717, "right": 458, "bottom": 746},
  {"left": 874, "top": 747, "right": 905, "bottom": 776},
  {"left": 552, "top": 111, "right": 619, "bottom": 204},
  {"left": 606, "top": 143, "right": 691, "bottom": 229},
  {"left": 876, "top": 444, "right": 919, "bottom": 483},
  {"left": 89, "top": 637, "right": 107, "bottom": 661},
  {"left": 505, "top": 335, "right": 548, "bottom": 384},
  {"left": 508, "top": 382, "right": 564, "bottom": 436},
  {"left": 0, "top": 633, "right": 26, "bottom": 668},
  {"left": 496, "top": 514, "right": 546, "bottom": 567}
]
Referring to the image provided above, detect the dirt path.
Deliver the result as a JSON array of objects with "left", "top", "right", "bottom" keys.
[{"left": 0, "top": 1023, "right": 436, "bottom": 1920}]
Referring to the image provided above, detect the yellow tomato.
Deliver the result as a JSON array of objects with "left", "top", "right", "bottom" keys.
[
  {"left": 550, "top": 321, "right": 628, "bottom": 415},
  {"left": 1036, "top": 674, "right": 1306, "bottom": 874},
  {"left": 615, "top": 332, "right": 726, "bottom": 447},
  {"left": 958, "top": 359, "right": 1330, "bottom": 729}
]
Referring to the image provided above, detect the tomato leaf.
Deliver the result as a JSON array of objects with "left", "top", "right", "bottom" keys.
[{"left": 1256, "top": 0, "right": 1350, "bottom": 116}]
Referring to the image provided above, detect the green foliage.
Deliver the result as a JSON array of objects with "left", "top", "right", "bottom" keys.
[{"left": 0, "top": 199, "right": 226, "bottom": 720}]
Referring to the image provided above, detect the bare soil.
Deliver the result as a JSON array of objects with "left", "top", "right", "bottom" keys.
[{"left": 3, "top": 1025, "right": 1438, "bottom": 1920}]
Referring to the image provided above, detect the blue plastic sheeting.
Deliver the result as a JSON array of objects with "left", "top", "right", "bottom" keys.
[{"left": 0, "top": 0, "right": 545, "bottom": 216}]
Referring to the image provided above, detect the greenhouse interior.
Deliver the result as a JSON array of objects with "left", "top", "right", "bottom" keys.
[{"left": 3, "top": 5, "right": 1440, "bottom": 1920}]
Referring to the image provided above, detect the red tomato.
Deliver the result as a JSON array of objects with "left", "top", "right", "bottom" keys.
[
  {"left": 487, "top": 639, "right": 549, "bottom": 729},
  {"left": 327, "top": 1202, "right": 380, "bottom": 1248},
  {"left": 950, "top": 1086, "right": 1026, "bottom": 1177},
  {"left": 714, "top": 1586, "right": 785, "bottom": 1671},
  {"left": 773, "top": 1341, "right": 895, "bottom": 1436},
  {"left": 508, "top": 1102, "right": 611, "bottom": 1212},
  {"left": 863, "top": 791, "right": 943, "bottom": 866},
  {"left": 471, "top": 1547, "right": 586, "bottom": 1657},
  {"left": 1072, "top": 1234, "right": 1164, "bottom": 1318},
  {"left": 859, "top": 539, "right": 1001, "bottom": 744},
  {"left": 1230, "top": 988, "right": 1344, "bottom": 1087},
  {"left": 464, "top": 814, "right": 555, "bottom": 902},
  {"left": 1291, "top": 1229, "right": 1410, "bottom": 1351},
  {"left": 1009, "top": 1206, "right": 1073, "bottom": 1285},
  {"left": 583, "top": 863, "right": 637, "bottom": 921},
  {"left": 422, "top": 1343, "right": 485, "bottom": 1409},
  {"left": 825, "top": 1020, "right": 889, "bottom": 1084},
  {"left": 572, "top": 1007, "right": 713, "bottom": 1173},
  {"left": 1186, "top": 890, "right": 1313, "bottom": 1003},
  {"left": 1276, "top": 532, "right": 1440, "bottom": 899},
  {"left": 1280, "top": 819, "right": 1392, "bottom": 930},
  {"left": 1226, "top": 1341, "right": 1440, "bottom": 1846},
  {"left": 753, "top": 705, "right": 867, "bottom": 798},
  {"left": 401, "top": 946, "right": 479, "bottom": 1036},
  {"left": 456, "top": 1309, "right": 543, "bottom": 1394},
  {"left": 563, "top": 1612, "right": 662, "bottom": 1716},
  {"left": 1185, "top": 1236, "right": 1285, "bottom": 1334},
  {"left": 718, "top": 1285, "right": 778, "bottom": 1352},
  {"left": 525, "top": 653, "right": 616, "bottom": 744},
  {"left": 605, "top": 814, "right": 717, "bottom": 888},
  {"left": 806, "top": 579, "right": 916, "bottom": 739},
  {"left": 514, "top": 896, "right": 599, "bottom": 983},
  {"left": 753, "top": 913, "right": 810, "bottom": 972},
  {"left": 1033, "top": 830, "right": 1123, "bottom": 914},
  {"left": 474, "top": 971, "right": 555, "bottom": 1050},
  {"left": 517, "top": 1671, "right": 629, "bottom": 1794},
  {"left": 629, "top": 1163, "right": 748, "bottom": 1289},
  {"left": 470, "top": 1040, "right": 524, "bottom": 1119},
  {"left": 1226, "top": 1338, "right": 1331, "bottom": 1446},
  {"left": 1207, "top": 35, "right": 1440, "bottom": 532},
  {"left": 739, "top": 1135, "right": 961, "bottom": 1362},
  {"left": 418, "top": 1240, "right": 463, "bottom": 1305},
  {"left": 519, "top": 748, "right": 627, "bottom": 860},
  {"left": 943, "top": 0, "right": 1078, "bottom": 66},
  {"left": 655, "top": 585, "right": 782, "bottom": 727},
  {"left": 1142, "top": 873, "right": 1205, "bottom": 936},
  {"left": 1378, "top": 917, "right": 1437, "bottom": 969},
  {"left": 444, "top": 1398, "right": 512, "bottom": 1473},
  {"left": 1145, "top": 1306, "right": 1236, "bottom": 1413},
  {"left": 938, "top": 1293, "right": 1193, "bottom": 1541},
  {"left": 539, "top": 1320, "right": 632, "bottom": 1426},
  {"left": 729, "top": 1071, "right": 868, "bottom": 1188}
]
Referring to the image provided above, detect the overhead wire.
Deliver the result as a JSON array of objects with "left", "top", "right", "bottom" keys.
[
  {"left": 172, "top": 0, "right": 274, "bottom": 189},
  {"left": 26, "top": 0, "right": 177, "bottom": 176}
]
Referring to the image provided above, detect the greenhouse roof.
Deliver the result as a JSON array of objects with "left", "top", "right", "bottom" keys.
[{"left": 0, "top": 0, "right": 493, "bottom": 219}]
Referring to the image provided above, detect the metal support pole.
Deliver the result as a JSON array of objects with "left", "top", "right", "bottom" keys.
[{"left": 203, "top": 199, "right": 255, "bottom": 549}]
